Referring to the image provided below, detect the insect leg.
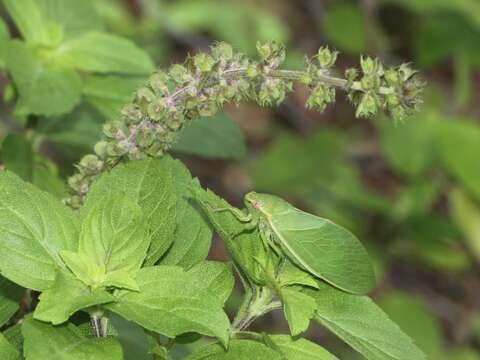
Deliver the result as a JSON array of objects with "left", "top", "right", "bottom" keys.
[
  {"left": 212, "top": 207, "right": 253, "bottom": 223},
  {"left": 259, "top": 228, "right": 271, "bottom": 251},
  {"left": 275, "top": 256, "right": 287, "bottom": 277},
  {"left": 268, "top": 238, "right": 283, "bottom": 257},
  {"left": 260, "top": 226, "right": 283, "bottom": 256}
]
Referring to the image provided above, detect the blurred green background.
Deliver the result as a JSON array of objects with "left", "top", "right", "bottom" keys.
[{"left": 1, "top": 0, "right": 480, "bottom": 359}]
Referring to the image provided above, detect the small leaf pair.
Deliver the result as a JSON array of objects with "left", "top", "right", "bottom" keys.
[{"left": 60, "top": 194, "right": 149, "bottom": 292}]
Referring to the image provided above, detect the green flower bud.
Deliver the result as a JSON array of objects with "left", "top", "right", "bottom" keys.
[
  {"left": 306, "top": 84, "right": 335, "bottom": 111},
  {"left": 103, "top": 121, "right": 124, "bottom": 139},
  {"left": 385, "top": 94, "right": 400, "bottom": 108},
  {"left": 298, "top": 73, "right": 312, "bottom": 85},
  {"left": 79, "top": 154, "right": 103, "bottom": 175},
  {"left": 389, "top": 105, "right": 407, "bottom": 123},
  {"left": 66, "top": 195, "right": 83, "bottom": 209},
  {"left": 194, "top": 53, "right": 215, "bottom": 73},
  {"left": 356, "top": 92, "right": 378, "bottom": 118},
  {"left": 68, "top": 174, "right": 86, "bottom": 193},
  {"left": 137, "top": 127, "right": 155, "bottom": 148},
  {"left": 398, "top": 63, "right": 417, "bottom": 82},
  {"left": 384, "top": 68, "right": 399, "bottom": 86},
  {"left": 106, "top": 141, "right": 129, "bottom": 157},
  {"left": 258, "top": 78, "right": 291, "bottom": 106},
  {"left": 169, "top": 64, "right": 191, "bottom": 84},
  {"left": 121, "top": 104, "right": 143, "bottom": 124},
  {"left": 211, "top": 42, "right": 233, "bottom": 60},
  {"left": 94, "top": 141, "right": 109, "bottom": 159},
  {"left": 147, "top": 100, "right": 165, "bottom": 122},
  {"left": 197, "top": 100, "right": 219, "bottom": 117},
  {"left": 167, "top": 113, "right": 185, "bottom": 130},
  {"left": 345, "top": 68, "right": 358, "bottom": 85},
  {"left": 317, "top": 46, "right": 338, "bottom": 69},
  {"left": 256, "top": 42, "right": 273, "bottom": 61},
  {"left": 145, "top": 142, "right": 165, "bottom": 157},
  {"left": 149, "top": 71, "right": 169, "bottom": 94},
  {"left": 136, "top": 87, "right": 156, "bottom": 103},
  {"left": 360, "top": 56, "right": 377, "bottom": 75},
  {"left": 256, "top": 41, "right": 285, "bottom": 68},
  {"left": 361, "top": 75, "right": 375, "bottom": 91},
  {"left": 246, "top": 64, "right": 259, "bottom": 78}
]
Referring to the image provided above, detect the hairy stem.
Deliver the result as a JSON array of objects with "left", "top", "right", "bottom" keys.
[
  {"left": 231, "top": 286, "right": 281, "bottom": 333},
  {"left": 90, "top": 311, "right": 108, "bottom": 338}
]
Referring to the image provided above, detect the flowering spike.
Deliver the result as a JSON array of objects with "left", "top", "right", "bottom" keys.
[{"left": 66, "top": 42, "right": 423, "bottom": 207}]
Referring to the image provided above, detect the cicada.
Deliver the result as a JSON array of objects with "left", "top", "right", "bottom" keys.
[{"left": 221, "top": 191, "right": 376, "bottom": 295}]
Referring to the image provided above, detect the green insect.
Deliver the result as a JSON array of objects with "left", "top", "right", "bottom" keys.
[{"left": 218, "top": 191, "right": 376, "bottom": 295}]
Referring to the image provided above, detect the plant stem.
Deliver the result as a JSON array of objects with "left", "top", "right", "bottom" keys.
[
  {"left": 231, "top": 286, "right": 281, "bottom": 333},
  {"left": 90, "top": 311, "right": 108, "bottom": 338},
  {"left": 170, "top": 68, "right": 394, "bottom": 109}
]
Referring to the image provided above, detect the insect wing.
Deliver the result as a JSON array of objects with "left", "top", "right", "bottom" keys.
[{"left": 269, "top": 208, "right": 375, "bottom": 294}]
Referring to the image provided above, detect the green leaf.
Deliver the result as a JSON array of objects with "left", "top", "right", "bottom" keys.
[
  {"left": 34, "top": 271, "right": 115, "bottom": 325},
  {"left": 450, "top": 188, "right": 480, "bottom": 260},
  {"left": 185, "top": 339, "right": 283, "bottom": 360},
  {"left": 172, "top": 113, "right": 247, "bottom": 160},
  {"left": 31, "top": 155, "right": 67, "bottom": 199},
  {"left": 0, "top": 332, "right": 19, "bottom": 360},
  {"left": 187, "top": 261, "right": 234, "bottom": 304},
  {"left": 38, "top": 106, "right": 103, "bottom": 158},
  {"left": 404, "top": 215, "right": 469, "bottom": 273},
  {"left": 269, "top": 335, "right": 339, "bottom": 360},
  {"left": 309, "top": 282, "right": 425, "bottom": 360},
  {"left": 277, "top": 260, "right": 319, "bottom": 289},
  {"left": 36, "top": 0, "right": 102, "bottom": 39},
  {"left": 0, "top": 277, "right": 23, "bottom": 327},
  {"left": 80, "top": 194, "right": 150, "bottom": 275},
  {"left": 281, "top": 287, "right": 317, "bottom": 336},
  {"left": 390, "top": 182, "right": 438, "bottom": 221},
  {"left": 189, "top": 186, "right": 268, "bottom": 284},
  {"left": 102, "top": 270, "right": 139, "bottom": 292},
  {"left": 384, "top": 0, "right": 480, "bottom": 30},
  {"left": 1, "top": 136, "right": 66, "bottom": 198},
  {"left": 1, "top": 134, "right": 34, "bottom": 181},
  {"left": 250, "top": 131, "right": 388, "bottom": 230},
  {"left": 82, "top": 158, "right": 176, "bottom": 266},
  {"left": 0, "top": 18, "right": 10, "bottom": 68},
  {"left": 323, "top": 4, "right": 367, "bottom": 54},
  {"left": 160, "top": 157, "right": 212, "bottom": 269},
  {"left": 83, "top": 75, "right": 147, "bottom": 118},
  {"left": 6, "top": 40, "right": 82, "bottom": 116},
  {"left": 251, "top": 131, "right": 343, "bottom": 194},
  {"left": 3, "top": 0, "right": 58, "bottom": 45},
  {"left": 22, "top": 316, "right": 123, "bottom": 360},
  {"left": 378, "top": 115, "right": 436, "bottom": 178},
  {"left": 436, "top": 120, "right": 480, "bottom": 201},
  {"left": 447, "top": 348, "right": 480, "bottom": 360},
  {"left": 414, "top": 12, "right": 480, "bottom": 68},
  {"left": 0, "top": 171, "right": 79, "bottom": 290},
  {"left": 60, "top": 251, "right": 139, "bottom": 291},
  {"left": 110, "top": 315, "right": 151, "bottom": 360},
  {"left": 2, "top": 324, "right": 23, "bottom": 357},
  {"left": 56, "top": 32, "right": 154, "bottom": 75},
  {"left": 59, "top": 250, "right": 102, "bottom": 287},
  {"left": 106, "top": 266, "right": 231, "bottom": 346},
  {"left": 378, "top": 291, "right": 443, "bottom": 360},
  {"left": 166, "top": 1, "right": 289, "bottom": 54}
]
